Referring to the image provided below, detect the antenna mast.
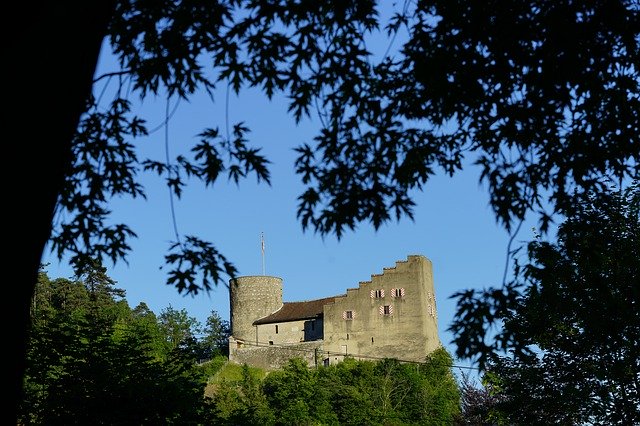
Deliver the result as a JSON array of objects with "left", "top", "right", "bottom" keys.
[{"left": 261, "top": 232, "right": 266, "bottom": 275}]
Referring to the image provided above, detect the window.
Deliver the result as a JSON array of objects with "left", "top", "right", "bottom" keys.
[
  {"left": 391, "top": 288, "right": 405, "bottom": 298},
  {"left": 370, "top": 289, "right": 385, "bottom": 298},
  {"left": 379, "top": 305, "right": 393, "bottom": 316},
  {"left": 275, "top": 325, "right": 279, "bottom": 334},
  {"left": 343, "top": 310, "right": 354, "bottom": 320},
  {"left": 371, "top": 337, "right": 374, "bottom": 344},
  {"left": 269, "top": 341, "right": 274, "bottom": 345}
]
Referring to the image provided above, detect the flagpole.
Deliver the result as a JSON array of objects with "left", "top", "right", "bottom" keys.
[{"left": 261, "top": 232, "right": 265, "bottom": 276}]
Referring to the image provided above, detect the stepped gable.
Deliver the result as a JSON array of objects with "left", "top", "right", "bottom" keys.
[
  {"left": 353, "top": 255, "right": 417, "bottom": 291},
  {"left": 253, "top": 296, "right": 337, "bottom": 325}
]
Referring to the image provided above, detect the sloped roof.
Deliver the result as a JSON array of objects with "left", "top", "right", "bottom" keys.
[{"left": 253, "top": 296, "right": 337, "bottom": 325}]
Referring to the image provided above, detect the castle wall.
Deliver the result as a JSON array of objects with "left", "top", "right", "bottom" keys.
[
  {"left": 227, "top": 255, "right": 441, "bottom": 370},
  {"left": 256, "top": 318, "right": 323, "bottom": 345},
  {"left": 322, "top": 255, "right": 440, "bottom": 364},
  {"left": 229, "top": 276, "right": 283, "bottom": 343},
  {"left": 228, "top": 336, "right": 323, "bottom": 370}
]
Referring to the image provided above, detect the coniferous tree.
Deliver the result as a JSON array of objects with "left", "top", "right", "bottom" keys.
[{"left": 20, "top": 268, "right": 209, "bottom": 424}]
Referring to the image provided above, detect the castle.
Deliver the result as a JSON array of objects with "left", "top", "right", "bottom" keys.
[{"left": 228, "top": 255, "right": 441, "bottom": 369}]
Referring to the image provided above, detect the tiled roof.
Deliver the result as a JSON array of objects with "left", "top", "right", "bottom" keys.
[{"left": 253, "top": 296, "right": 337, "bottom": 325}]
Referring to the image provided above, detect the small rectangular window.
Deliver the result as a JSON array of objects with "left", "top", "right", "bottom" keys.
[
  {"left": 342, "top": 310, "right": 356, "bottom": 320},
  {"left": 392, "top": 288, "right": 405, "bottom": 298},
  {"left": 370, "top": 289, "right": 385, "bottom": 298},
  {"left": 275, "top": 325, "right": 279, "bottom": 334},
  {"left": 380, "top": 305, "right": 393, "bottom": 316}
]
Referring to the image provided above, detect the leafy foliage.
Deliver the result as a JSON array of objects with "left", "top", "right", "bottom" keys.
[
  {"left": 398, "top": 0, "right": 640, "bottom": 232},
  {"left": 450, "top": 182, "right": 640, "bottom": 424},
  {"left": 201, "top": 309, "right": 231, "bottom": 358},
  {"left": 51, "top": 97, "right": 144, "bottom": 270},
  {"left": 53, "top": 0, "right": 386, "bottom": 291},
  {"left": 164, "top": 235, "right": 238, "bottom": 294},
  {"left": 50, "top": 0, "right": 639, "bottom": 299},
  {"left": 22, "top": 1, "right": 640, "bottom": 423},
  {"left": 455, "top": 373, "right": 503, "bottom": 426},
  {"left": 207, "top": 348, "right": 461, "bottom": 425},
  {"left": 296, "top": 0, "right": 640, "bottom": 234},
  {"left": 20, "top": 265, "right": 230, "bottom": 424},
  {"left": 157, "top": 304, "right": 201, "bottom": 352}
]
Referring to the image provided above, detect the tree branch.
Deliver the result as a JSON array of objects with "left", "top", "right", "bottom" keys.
[{"left": 93, "top": 69, "right": 132, "bottom": 84}]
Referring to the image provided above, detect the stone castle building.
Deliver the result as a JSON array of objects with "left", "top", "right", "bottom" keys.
[{"left": 228, "top": 255, "right": 441, "bottom": 369}]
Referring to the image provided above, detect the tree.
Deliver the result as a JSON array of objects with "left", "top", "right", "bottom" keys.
[
  {"left": 201, "top": 309, "right": 231, "bottom": 359},
  {"left": 7, "top": 3, "right": 117, "bottom": 421},
  {"left": 205, "top": 352, "right": 461, "bottom": 424},
  {"left": 206, "top": 364, "right": 275, "bottom": 425},
  {"left": 322, "top": 357, "right": 377, "bottom": 425},
  {"left": 455, "top": 373, "right": 503, "bottom": 426},
  {"left": 418, "top": 348, "right": 462, "bottom": 424},
  {"left": 7, "top": 1, "right": 639, "bottom": 421},
  {"left": 451, "top": 183, "right": 640, "bottom": 424},
  {"left": 158, "top": 305, "right": 202, "bottom": 353},
  {"left": 20, "top": 268, "right": 209, "bottom": 424},
  {"left": 371, "top": 358, "right": 420, "bottom": 423},
  {"left": 128, "top": 302, "right": 167, "bottom": 359},
  {"left": 262, "top": 358, "right": 320, "bottom": 425}
]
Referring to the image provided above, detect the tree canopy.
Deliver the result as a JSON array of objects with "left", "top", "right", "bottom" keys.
[
  {"left": 6, "top": 0, "right": 639, "bottom": 422},
  {"left": 21, "top": 265, "right": 212, "bottom": 424},
  {"left": 50, "top": 0, "right": 640, "bottom": 292},
  {"left": 450, "top": 183, "right": 640, "bottom": 424},
  {"left": 208, "top": 349, "right": 461, "bottom": 425}
]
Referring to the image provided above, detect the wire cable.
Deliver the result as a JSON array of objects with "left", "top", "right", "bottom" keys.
[{"left": 232, "top": 338, "right": 479, "bottom": 371}]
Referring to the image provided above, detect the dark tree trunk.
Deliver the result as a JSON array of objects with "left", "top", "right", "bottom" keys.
[{"left": 4, "top": 1, "right": 116, "bottom": 422}]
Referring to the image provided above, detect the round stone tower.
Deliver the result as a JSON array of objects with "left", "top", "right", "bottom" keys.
[{"left": 229, "top": 275, "right": 283, "bottom": 343}]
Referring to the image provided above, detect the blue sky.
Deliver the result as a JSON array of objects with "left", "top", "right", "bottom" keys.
[{"left": 41, "top": 7, "right": 542, "bottom": 371}]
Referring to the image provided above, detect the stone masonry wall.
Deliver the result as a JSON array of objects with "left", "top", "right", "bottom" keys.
[
  {"left": 257, "top": 318, "right": 323, "bottom": 345},
  {"left": 229, "top": 276, "right": 283, "bottom": 343},
  {"left": 322, "top": 255, "right": 440, "bottom": 364},
  {"left": 228, "top": 337, "right": 323, "bottom": 370}
]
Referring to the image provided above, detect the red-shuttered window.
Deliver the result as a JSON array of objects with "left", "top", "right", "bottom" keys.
[
  {"left": 370, "top": 289, "right": 385, "bottom": 298},
  {"left": 379, "top": 305, "right": 393, "bottom": 316},
  {"left": 391, "top": 288, "right": 405, "bottom": 298}
]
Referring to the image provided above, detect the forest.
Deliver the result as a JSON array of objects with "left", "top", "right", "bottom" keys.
[{"left": 20, "top": 263, "right": 465, "bottom": 425}]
